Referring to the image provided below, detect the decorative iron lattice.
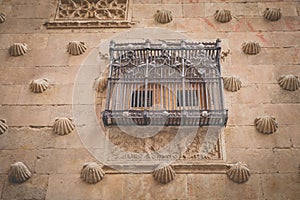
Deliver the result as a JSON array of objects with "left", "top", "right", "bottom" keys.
[
  {"left": 45, "top": 0, "right": 133, "bottom": 29},
  {"left": 102, "top": 40, "right": 228, "bottom": 126}
]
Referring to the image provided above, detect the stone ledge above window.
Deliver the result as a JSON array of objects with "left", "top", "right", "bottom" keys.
[{"left": 45, "top": 0, "right": 134, "bottom": 29}]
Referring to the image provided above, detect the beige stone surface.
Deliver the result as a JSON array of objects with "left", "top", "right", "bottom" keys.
[
  {"left": 35, "top": 148, "right": 94, "bottom": 174},
  {"left": 2, "top": 175, "right": 49, "bottom": 200},
  {"left": 0, "top": 149, "right": 36, "bottom": 174},
  {"left": 0, "top": 0, "right": 299, "bottom": 199},
  {"left": 260, "top": 173, "right": 300, "bottom": 200},
  {"left": 226, "top": 148, "right": 299, "bottom": 173},
  {"left": 123, "top": 174, "right": 187, "bottom": 199},
  {"left": 46, "top": 174, "right": 124, "bottom": 200},
  {"left": 188, "top": 174, "right": 263, "bottom": 200},
  {"left": 224, "top": 126, "right": 292, "bottom": 149}
]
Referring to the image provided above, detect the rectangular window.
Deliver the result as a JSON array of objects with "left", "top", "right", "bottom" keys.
[
  {"left": 177, "top": 90, "right": 199, "bottom": 107},
  {"left": 131, "top": 90, "right": 153, "bottom": 107}
]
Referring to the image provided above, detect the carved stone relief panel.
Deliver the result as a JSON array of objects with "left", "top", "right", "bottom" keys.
[
  {"left": 104, "top": 126, "right": 223, "bottom": 162},
  {"left": 46, "top": 0, "right": 134, "bottom": 28}
]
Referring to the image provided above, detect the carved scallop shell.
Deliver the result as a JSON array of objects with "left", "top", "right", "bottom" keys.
[
  {"left": 226, "top": 162, "right": 250, "bottom": 183},
  {"left": 67, "top": 41, "right": 87, "bottom": 55},
  {"left": 153, "top": 163, "right": 175, "bottom": 184},
  {"left": 278, "top": 75, "right": 300, "bottom": 91},
  {"left": 30, "top": 78, "right": 49, "bottom": 93},
  {"left": 214, "top": 9, "right": 232, "bottom": 23},
  {"left": 223, "top": 76, "right": 242, "bottom": 92},
  {"left": 242, "top": 42, "right": 261, "bottom": 55},
  {"left": 0, "top": 13, "right": 6, "bottom": 23},
  {"left": 154, "top": 9, "right": 173, "bottom": 24},
  {"left": 9, "top": 43, "right": 28, "bottom": 56},
  {"left": 93, "top": 76, "right": 108, "bottom": 92},
  {"left": 263, "top": 8, "right": 282, "bottom": 21},
  {"left": 53, "top": 117, "right": 75, "bottom": 135},
  {"left": 81, "top": 162, "right": 105, "bottom": 184},
  {"left": 0, "top": 119, "right": 8, "bottom": 135},
  {"left": 8, "top": 162, "right": 32, "bottom": 183},
  {"left": 254, "top": 116, "right": 278, "bottom": 134}
]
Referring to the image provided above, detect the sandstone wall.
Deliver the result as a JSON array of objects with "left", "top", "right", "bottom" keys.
[{"left": 0, "top": 0, "right": 299, "bottom": 199}]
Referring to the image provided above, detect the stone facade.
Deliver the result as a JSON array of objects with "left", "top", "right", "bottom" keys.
[{"left": 0, "top": 0, "right": 299, "bottom": 199}]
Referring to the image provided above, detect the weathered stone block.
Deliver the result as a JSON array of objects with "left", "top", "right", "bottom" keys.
[
  {"left": 205, "top": 3, "right": 259, "bottom": 17},
  {"left": 258, "top": 2, "right": 298, "bottom": 17},
  {"left": 0, "top": 149, "right": 36, "bottom": 174},
  {"left": 133, "top": 4, "right": 183, "bottom": 19},
  {"left": 260, "top": 173, "right": 300, "bottom": 200},
  {"left": 46, "top": 174, "right": 124, "bottom": 200},
  {"left": 10, "top": 4, "right": 54, "bottom": 19},
  {"left": 0, "top": 85, "right": 21, "bottom": 105},
  {"left": 272, "top": 32, "right": 300, "bottom": 47},
  {"left": 35, "top": 148, "right": 95, "bottom": 174},
  {"left": 224, "top": 125, "right": 292, "bottom": 149},
  {"left": 123, "top": 174, "right": 187, "bottom": 199},
  {"left": 188, "top": 174, "right": 263, "bottom": 200},
  {"left": 183, "top": 3, "right": 205, "bottom": 18},
  {"left": 2, "top": 175, "right": 48, "bottom": 200},
  {"left": 0, "top": 127, "right": 55, "bottom": 150},
  {"left": 226, "top": 148, "right": 300, "bottom": 173},
  {"left": 17, "top": 84, "right": 74, "bottom": 105},
  {"left": 1, "top": 105, "right": 64, "bottom": 126}
]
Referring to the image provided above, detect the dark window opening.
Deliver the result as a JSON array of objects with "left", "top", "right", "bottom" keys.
[
  {"left": 177, "top": 90, "right": 199, "bottom": 107},
  {"left": 131, "top": 90, "right": 153, "bottom": 107}
]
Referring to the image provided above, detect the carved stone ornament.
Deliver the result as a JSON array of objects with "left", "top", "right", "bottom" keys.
[
  {"left": 0, "top": 119, "right": 8, "bottom": 135},
  {"left": 46, "top": 0, "right": 133, "bottom": 29},
  {"left": 9, "top": 43, "right": 28, "bottom": 57},
  {"left": 81, "top": 162, "right": 105, "bottom": 184},
  {"left": 30, "top": 78, "right": 49, "bottom": 93},
  {"left": 242, "top": 42, "right": 261, "bottom": 55},
  {"left": 278, "top": 75, "right": 300, "bottom": 91},
  {"left": 226, "top": 162, "right": 250, "bottom": 184},
  {"left": 214, "top": 9, "right": 232, "bottom": 23},
  {"left": 67, "top": 41, "right": 87, "bottom": 56},
  {"left": 254, "top": 116, "right": 278, "bottom": 134},
  {"left": 153, "top": 163, "right": 176, "bottom": 184},
  {"left": 8, "top": 162, "right": 32, "bottom": 183},
  {"left": 0, "top": 12, "right": 6, "bottom": 23},
  {"left": 263, "top": 8, "right": 282, "bottom": 21},
  {"left": 223, "top": 76, "right": 242, "bottom": 92},
  {"left": 53, "top": 117, "right": 75, "bottom": 135},
  {"left": 154, "top": 9, "right": 173, "bottom": 24},
  {"left": 93, "top": 75, "right": 108, "bottom": 92}
]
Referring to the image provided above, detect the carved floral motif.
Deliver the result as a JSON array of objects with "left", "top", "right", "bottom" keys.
[
  {"left": 56, "top": 0, "right": 128, "bottom": 20},
  {"left": 106, "top": 127, "right": 221, "bottom": 161}
]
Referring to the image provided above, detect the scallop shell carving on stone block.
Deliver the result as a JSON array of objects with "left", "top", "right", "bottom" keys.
[
  {"left": 214, "top": 9, "right": 232, "bottom": 23},
  {"left": 153, "top": 163, "right": 175, "bottom": 184},
  {"left": 0, "top": 119, "right": 8, "bottom": 135},
  {"left": 9, "top": 43, "right": 28, "bottom": 56},
  {"left": 278, "top": 75, "right": 300, "bottom": 91},
  {"left": 30, "top": 78, "right": 49, "bottom": 93},
  {"left": 0, "top": 13, "right": 6, "bottom": 23},
  {"left": 254, "top": 116, "right": 278, "bottom": 134},
  {"left": 154, "top": 9, "right": 173, "bottom": 24},
  {"left": 8, "top": 162, "right": 32, "bottom": 183},
  {"left": 226, "top": 162, "right": 250, "bottom": 184},
  {"left": 93, "top": 76, "right": 108, "bottom": 92},
  {"left": 263, "top": 8, "right": 282, "bottom": 21},
  {"left": 223, "top": 76, "right": 242, "bottom": 92},
  {"left": 67, "top": 41, "right": 87, "bottom": 55},
  {"left": 53, "top": 117, "right": 75, "bottom": 135},
  {"left": 81, "top": 162, "right": 105, "bottom": 184},
  {"left": 242, "top": 42, "right": 261, "bottom": 55}
]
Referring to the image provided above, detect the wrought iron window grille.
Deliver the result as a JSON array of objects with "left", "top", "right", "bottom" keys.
[{"left": 102, "top": 39, "right": 228, "bottom": 126}]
